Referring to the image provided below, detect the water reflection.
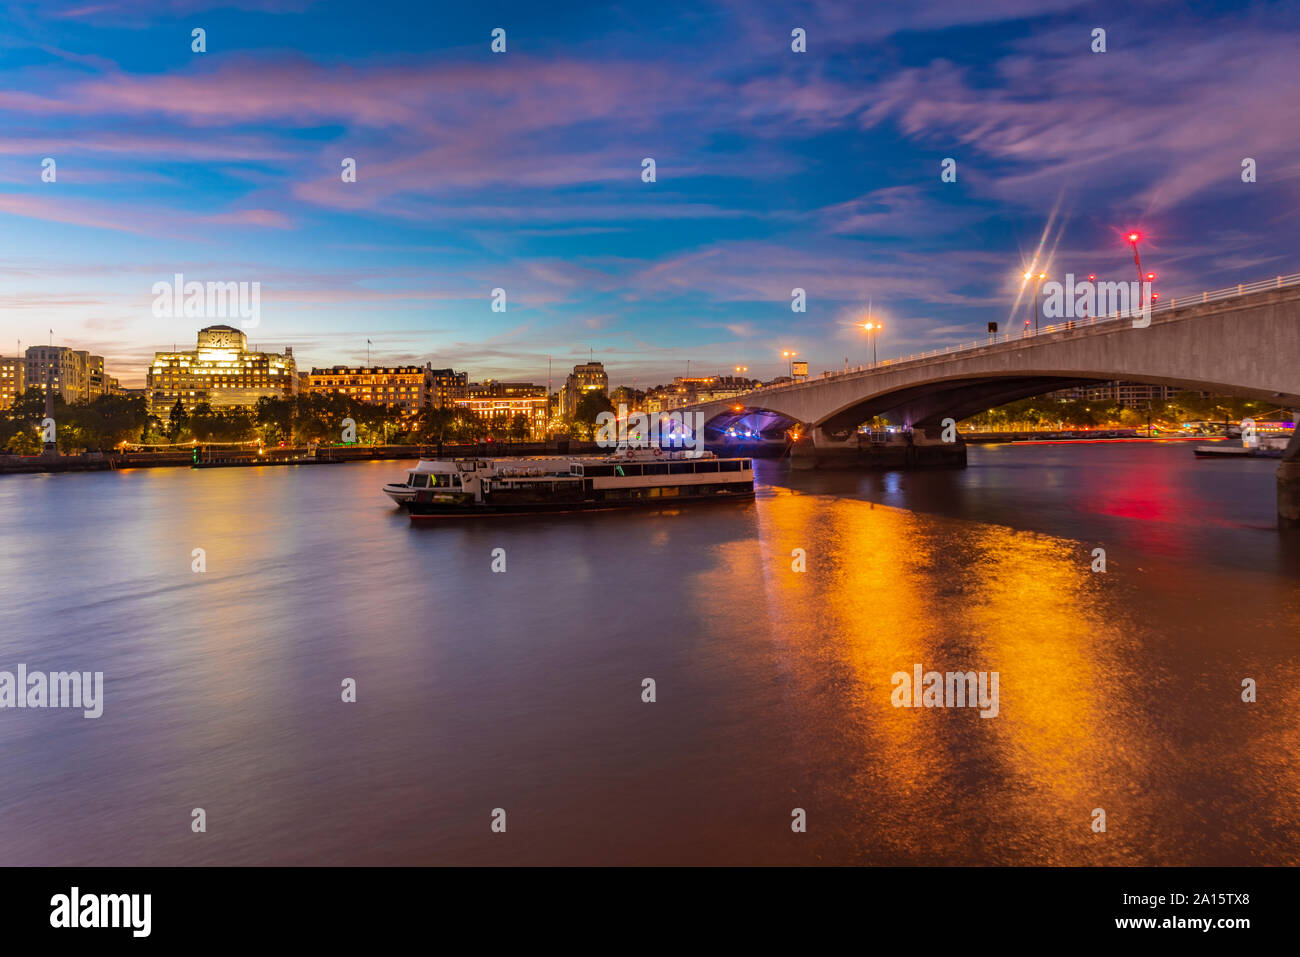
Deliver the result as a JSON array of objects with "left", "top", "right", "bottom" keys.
[{"left": 0, "top": 445, "right": 1295, "bottom": 864}]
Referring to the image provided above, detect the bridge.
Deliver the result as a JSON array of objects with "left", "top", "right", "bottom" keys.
[{"left": 676, "top": 274, "right": 1300, "bottom": 526}]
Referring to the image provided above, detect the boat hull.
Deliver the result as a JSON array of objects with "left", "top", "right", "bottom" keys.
[
  {"left": 383, "top": 483, "right": 419, "bottom": 506},
  {"left": 1193, "top": 446, "right": 1283, "bottom": 459},
  {"left": 409, "top": 487, "right": 755, "bottom": 519}
]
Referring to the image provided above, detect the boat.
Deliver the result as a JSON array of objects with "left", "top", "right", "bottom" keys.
[
  {"left": 1194, "top": 432, "right": 1293, "bottom": 459},
  {"left": 383, "top": 456, "right": 575, "bottom": 508},
  {"left": 386, "top": 449, "right": 755, "bottom": 518}
]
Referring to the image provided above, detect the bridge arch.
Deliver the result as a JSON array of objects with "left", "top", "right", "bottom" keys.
[{"left": 808, "top": 367, "right": 1276, "bottom": 433}]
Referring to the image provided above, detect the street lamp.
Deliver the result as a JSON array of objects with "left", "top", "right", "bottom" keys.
[
  {"left": 863, "top": 321, "right": 883, "bottom": 367},
  {"left": 781, "top": 350, "right": 797, "bottom": 380},
  {"left": 1027, "top": 271, "right": 1048, "bottom": 333},
  {"left": 1127, "top": 231, "right": 1145, "bottom": 307}
]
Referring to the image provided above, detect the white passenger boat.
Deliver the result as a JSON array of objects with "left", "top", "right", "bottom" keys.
[
  {"left": 1194, "top": 431, "right": 1293, "bottom": 459},
  {"left": 383, "top": 457, "right": 574, "bottom": 507},
  {"left": 384, "top": 449, "right": 755, "bottom": 517}
]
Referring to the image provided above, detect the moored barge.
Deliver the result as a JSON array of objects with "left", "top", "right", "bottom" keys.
[{"left": 386, "top": 449, "right": 755, "bottom": 518}]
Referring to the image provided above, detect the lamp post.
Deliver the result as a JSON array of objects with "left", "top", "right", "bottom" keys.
[
  {"left": 1127, "top": 232, "right": 1144, "bottom": 308},
  {"left": 1036, "top": 272, "right": 1047, "bottom": 332},
  {"left": 1024, "top": 271, "right": 1047, "bottom": 333},
  {"left": 1023, "top": 271, "right": 1034, "bottom": 331},
  {"left": 863, "top": 322, "right": 882, "bottom": 367},
  {"left": 781, "top": 350, "right": 797, "bottom": 380}
]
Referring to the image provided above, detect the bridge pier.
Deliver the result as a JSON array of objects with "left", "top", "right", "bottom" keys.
[
  {"left": 790, "top": 426, "right": 967, "bottom": 470},
  {"left": 1277, "top": 430, "right": 1300, "bottom": 528}
]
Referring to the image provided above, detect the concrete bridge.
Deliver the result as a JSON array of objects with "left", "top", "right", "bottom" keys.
[{"left": 677, "top": 274, "right": 1300, "bottom": 526}]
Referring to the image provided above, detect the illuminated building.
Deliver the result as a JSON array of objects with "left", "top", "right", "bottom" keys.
[
  {"left": 454, "top": 381, "right": 549, "bottom": 437},
  {"left": 23, "top": 346, "right": 112, "bottom": 404},
  {"left": 644, "top": 375, "right": 756, "bottom": 412},
  {"left": 430, "top": 368, "right": 468, "bottom": 409},
  {"left": 147, "top": 325, "right": 296, "bottom": 420},
  {"left": 0, "top": 356, "right": 24, "bottom": 409},
  {"left": 1044, "top": 382, "right": 1208, "bottom": 404},
  {"left": 304, "top": 364, "right": 437, "bottom": 416},
  {"left": 561, "top": 361, "right": 608, "bottom": 419}
]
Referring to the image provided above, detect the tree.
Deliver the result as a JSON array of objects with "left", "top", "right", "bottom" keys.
[
  {"left": 5, "top": 431, "right": 39, "bottom": 455},
  {"left": 255, "top": 395, "right": 296, "bottom": 444},
  {"left": 188, "top": 403, "right": 256, "bottom": 442},
  {"left": 73, "top": 395, "right": 149, "bottom": 450},
  {"left": 167, "top": 399, "right": 189, "bottom": 442},
  {"left": 573, "top": 392, "right": 614, "bottom": 438},
  {"left": 507, "top": 413, "right": 531, "bottom": 442}
]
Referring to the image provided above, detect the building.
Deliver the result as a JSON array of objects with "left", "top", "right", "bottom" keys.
[
  {"left": 303, "top": 364, "right": 436, "bottom": 416},
  {"left": 645, "top": 375, "right": 757, "bottom": 412},
  {"left": 86, "top": 355, "right": 119, "bottom": 399},
  {"left": 1044, "top": 381, "right": 1204, "bottom": 405},
  {"left": 610, "top": 385, "right": 645, "bottom": 409},
  {"left": 429, "top": 368, "right": 469, "bottom": 409},
  {"left": 0, "top": 356, "right": 25, "bottom": 409},
  {"left": 454, "top": 381, "right": 549, "bottom": 437},
  {"left": 146, "top": 325, "right": 297, "bottom": 420},
  {"left": 561, "top": 361, "right": 608, "bottom": 418},
  {"left": 24, "top": 346, "right": 111, "bottom": 405}
]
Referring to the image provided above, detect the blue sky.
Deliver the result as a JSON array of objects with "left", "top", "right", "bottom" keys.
[{"left": 1, "top": 0, "right": 1298, "bottom": 388}]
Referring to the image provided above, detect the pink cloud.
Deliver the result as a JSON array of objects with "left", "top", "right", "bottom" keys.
[{"left": 203, "top": 208, "right": 293, "bottom": 229}]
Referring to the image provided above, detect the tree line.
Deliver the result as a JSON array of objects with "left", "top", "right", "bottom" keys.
[
  {"left": 0, "top": 387, "right": 547, "bottom": 453},
  {"left": 963, "top": 392, "right": 1279, "bottom": 431}
]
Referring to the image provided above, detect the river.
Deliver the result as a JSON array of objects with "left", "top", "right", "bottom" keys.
[{"left": 0, "top": 442, "right": 1296, "bottom": 864}]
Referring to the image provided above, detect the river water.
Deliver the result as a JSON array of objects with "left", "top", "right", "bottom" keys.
[{"left": 1, "top": 442, "right": 1297, "bottom": 865}]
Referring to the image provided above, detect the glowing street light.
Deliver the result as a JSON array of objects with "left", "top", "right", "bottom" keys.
[
  {"left": 1029, "top": 271, "right": 1049, "bottom": 333},
  {"left": 780, "top": 350, "right": 799, "bottom": 380},
  {"left": 1127, "top": 230, "right": 1146, "bottom": 307},
  {"left": 863, "top": 321, "right": 884, "bottom": 367}
]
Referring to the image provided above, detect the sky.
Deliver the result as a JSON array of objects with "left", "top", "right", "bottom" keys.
[{"left": 1, "top": 0, "right": 1298, "bottom": 389}]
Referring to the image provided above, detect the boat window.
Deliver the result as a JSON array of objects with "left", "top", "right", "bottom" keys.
[
  {"left": 668, "top": 462, "right": 693, "bottom": 474},
  {"left": 643, "top": 463, "right": 669, "bottom": 475},
  {"left": 719, "top": 460, "right": 742, "bottom": 472},
  {"left": 616, "top": 464, "right": 643, "bottom": 477},
  {"left": 410, "top": 473, "right": 430, "bottom": 488},
  {"left": 584, "top": 465, "right": 616, "bottom": 477},
  {"left": 694, "top": 461, "right": 719, "bottom": 473}
]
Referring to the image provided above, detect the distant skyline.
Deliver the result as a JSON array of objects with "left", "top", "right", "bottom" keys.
[{"left": 2, "top": 0, "right": 1299, "bottom": 388}]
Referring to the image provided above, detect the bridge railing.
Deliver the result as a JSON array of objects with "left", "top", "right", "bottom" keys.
[{"left": 740, "top": 272, "right": 1300, "bottom": 395}]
